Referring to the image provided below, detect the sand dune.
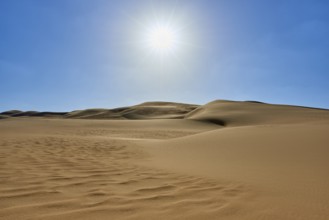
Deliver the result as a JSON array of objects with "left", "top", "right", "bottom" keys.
[
  {"left": 142, "top": 123, "right": 329, "bottom": 219},
  {"left": 186, "top": 100, "right": 329, "bottom": 126},
  {"left": 0, "top": 102, "right": 199, "bottom": 120},
  {"left": 0, "top": 100, "right": 329, "bottom": 219}
]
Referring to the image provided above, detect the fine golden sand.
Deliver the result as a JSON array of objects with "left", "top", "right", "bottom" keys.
[{"left": 1, "top": 100, "right": 329, "bottom": 219}]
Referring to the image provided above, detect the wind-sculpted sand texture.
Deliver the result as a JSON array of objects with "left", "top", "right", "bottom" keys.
[
  {"left": 0, "top": 134, "right": 249, "bottom": 220},
  {"left": 0, "top": 116, "right": 248, "bottom": 220}
]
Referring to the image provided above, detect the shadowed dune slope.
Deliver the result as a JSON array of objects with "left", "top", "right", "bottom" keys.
[
  {"left": 0, "top": 111, "right": 67, "bottom": 118},
  {"left": 186, "top": 100, "right": 329, "bottom": 126},
  {"left": 0, "top": 110, "right": 23, "bottom": 116}
]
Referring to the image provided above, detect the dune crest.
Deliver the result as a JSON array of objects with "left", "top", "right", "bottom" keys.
[
  {"left": 1, "top": 101, "right": 199, "bottom": 120},
  {"left": 185, "top": 100, "right": 329, "bottom": 126}
]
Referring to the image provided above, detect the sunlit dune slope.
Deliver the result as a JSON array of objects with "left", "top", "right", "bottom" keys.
[
  {"left": 0, "top": 102, "right": 199, "bottom": 120},
  {"left": 138, "top": 100, "right": 329, "bottom": 220},
  {"left": 66, "top": 102, "right": 199, "bottom": 119},
  {"left": 185, "top": 100, "right": 329, "bottom": 126}
]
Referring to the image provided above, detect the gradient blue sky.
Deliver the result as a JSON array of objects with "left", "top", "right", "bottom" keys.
[{"left": 1, "top": 0, "right": 328, "bottom": 111}]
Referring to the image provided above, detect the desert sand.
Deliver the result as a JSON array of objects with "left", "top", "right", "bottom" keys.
[{"left": 0, "top": 100, "right": 329, "bottom": 219}]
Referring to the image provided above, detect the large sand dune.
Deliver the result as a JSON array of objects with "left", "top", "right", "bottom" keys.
[{"left": 0, "top": 100, "right": 329, "bottom": 219}]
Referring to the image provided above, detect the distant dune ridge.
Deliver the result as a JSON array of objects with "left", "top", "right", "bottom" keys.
[
  {"left": 0, "top": 101, "right": 199, "bottom": 120},
  {"left": 1, "top": 100, "right": 328, "bottom": 123},
  {"left": 1, "top": 100, "right": 329, "bottom": 219}
]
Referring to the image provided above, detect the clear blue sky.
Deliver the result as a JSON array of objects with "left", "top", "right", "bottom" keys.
[{"left": 1, "top": 0, "right": 328, "bottom": 111}]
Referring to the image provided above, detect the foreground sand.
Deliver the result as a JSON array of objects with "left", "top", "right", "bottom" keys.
[{"left": 1, "top": 101, "right": 329, "bottom": 219}]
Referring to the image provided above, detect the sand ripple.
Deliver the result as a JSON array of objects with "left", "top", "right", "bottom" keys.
[{"left": 0, "top": 136, "right": 248, "bottom": 220}]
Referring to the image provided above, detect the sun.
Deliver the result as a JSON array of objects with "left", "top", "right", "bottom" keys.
[{"left": 146, "top": 25, "right": 178, "bottom": 53}]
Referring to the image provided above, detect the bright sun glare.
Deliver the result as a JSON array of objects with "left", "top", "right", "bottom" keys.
[{"left": 147, "top": 26, "right": 178, "bottom": 53}]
